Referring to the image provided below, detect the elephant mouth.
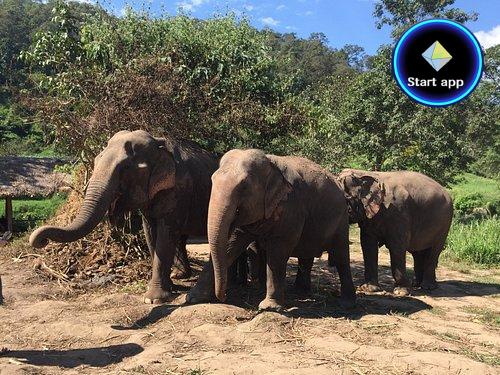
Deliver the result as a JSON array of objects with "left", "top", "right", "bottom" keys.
[{"left": 108, "top": 195, "right": 126, "bottom": 227}]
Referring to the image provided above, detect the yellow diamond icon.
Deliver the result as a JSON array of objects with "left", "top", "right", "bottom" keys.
[{"left": 422, "top": 41, "right": 452, "bottom": 71}]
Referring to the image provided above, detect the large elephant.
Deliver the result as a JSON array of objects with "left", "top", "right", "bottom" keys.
[
  {"left": 29, "top": 130, "right": 218, "bottom": 304},
  {"left": 187, "top": 149, "right": 356, "bottom": 311},
  {"left": 337, "top": 169, "right": 453, "bottom": 295}
]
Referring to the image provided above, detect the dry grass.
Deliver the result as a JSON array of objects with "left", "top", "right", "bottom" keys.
[{"left": 12, "top": 170, "right": 150, "bottom": 287}]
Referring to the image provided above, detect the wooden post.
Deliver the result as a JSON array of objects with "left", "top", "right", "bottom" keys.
[{"left": 5, "top": 197, "right": 12, "bottom": 233}]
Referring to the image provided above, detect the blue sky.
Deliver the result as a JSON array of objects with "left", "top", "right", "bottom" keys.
[{"left": 94, "top": 0, "right": 500, "bottom": 54}]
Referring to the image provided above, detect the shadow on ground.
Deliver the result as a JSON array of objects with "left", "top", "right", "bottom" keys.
[
  {"left": 414, "top": 280, "right": 500, "bottom": 297},
  {"left": 109, "top": 257, "right": 499, "bottom": 329},
  {"left": 0, "top": 343, "right": 143, "bottom": 368},
  {"left": 111, "top": 305, "right": 179, "bottom": 330}
]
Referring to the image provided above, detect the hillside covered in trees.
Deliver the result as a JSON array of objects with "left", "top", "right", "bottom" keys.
[{"left": 1, "top": 0, "right": 497, "bottom": 186}]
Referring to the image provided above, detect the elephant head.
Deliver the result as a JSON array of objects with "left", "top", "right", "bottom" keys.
[
  {"left": 208, "top": 149, "right": 298, "bottom": 302},
  {"left": 29, "top": 130, "right": 176, "bottom": 248},
  {"left": 338, "top": 169, "right": 386, "bottom": 223}
]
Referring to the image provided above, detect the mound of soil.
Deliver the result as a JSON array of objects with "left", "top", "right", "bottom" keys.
[{"left": 1, "top": 243, "right": 499, "bottom": 374}]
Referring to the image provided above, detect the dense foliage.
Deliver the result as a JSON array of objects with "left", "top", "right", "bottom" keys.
[
  {"left": 20, "top": 4, "right": 319, "bottom": 165},
  {"left": 0, "top": 0, "right": 496, "bottom": 185}
]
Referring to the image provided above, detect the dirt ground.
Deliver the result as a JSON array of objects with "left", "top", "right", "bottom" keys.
[{"left": 0, "top": 231, "right": 499, "bottom": 375}]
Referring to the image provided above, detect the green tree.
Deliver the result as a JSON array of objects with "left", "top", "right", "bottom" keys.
[
  {"left": 0, "top": 0, "right": 99, "bottom": 89},
  {"left": 331, "top": 0, "right": 493, "bottom": 185},
  {"left": 265, "top": 31, "right": 353, "bottom": 92},
  {"left": 465, "top": 45, "right": 500, "bottom": 179},
  {"left": 22, "top": 6, "right": 310, "bottom": 162},
  {"left": 374, "top": 0, "right": 477, "bottom": 39},
  {"left": 339, "top": 48, "right": 472, "bottom": 184}
]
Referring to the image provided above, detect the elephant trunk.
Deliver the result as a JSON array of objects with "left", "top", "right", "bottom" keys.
[
  {"left": 29, "top": 163, "right": 120, "bottom": 248},
  {"left": 208, "top": 184, "right": 237, "bottom": 302}
]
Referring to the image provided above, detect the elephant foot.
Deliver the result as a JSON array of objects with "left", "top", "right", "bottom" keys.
[
  {"left": 170, "top": 267, "right": 192, "bottom": 280},
  {"left": 338, "top": 296, "right": 356, "bottom": 310},
  {"left": 420, "top": 280, "right": 438, "bottom": 291},
  {"left": 393, "top": 286, "right": 410, "bottom": 296},
  {"left": 229, "top": 274, "right": 248, "bottom": 287},
  {"left": 294, "top": 278, "right": 311, "bottom": 294},
  {"left": 258, "top": 298, "right": 284, "bottom": 312},
  {"left": 185, "top": 291, "right": 215, "bottom": 304},
  {"left": 186, "top": 284, "right": 215, "bottom": 304},
  {"left": 359, "top": 282, "right": 382, "bottom": 293},
  {"left": 143, "top": 287, "right": 173, "bottom": 304},
  {"left": 412, "top": 279, "right": 422, "bottom": 288}
]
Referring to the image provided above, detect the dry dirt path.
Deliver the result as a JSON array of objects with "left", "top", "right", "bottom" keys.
[{"left": 0, "top": 236, "right": 499, "bottom": 375}]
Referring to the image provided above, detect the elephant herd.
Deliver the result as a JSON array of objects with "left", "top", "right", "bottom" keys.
[{"left": 30, "top": 130, "right": 453, "bottom": 311}]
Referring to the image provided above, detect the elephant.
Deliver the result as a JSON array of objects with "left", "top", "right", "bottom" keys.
[
  {"left": 337, "top": 169, "right": 453, "bottom": 295},
  {"left": 29, "top": 130, "right": 218, "bottom": 304},
  {"left": 187, "top": 149, "right": 356, "bottom": 311}
]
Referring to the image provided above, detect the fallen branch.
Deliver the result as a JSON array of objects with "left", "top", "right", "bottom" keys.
[{"left": 33, "top": 259, "right": 69, "bottom": 281}]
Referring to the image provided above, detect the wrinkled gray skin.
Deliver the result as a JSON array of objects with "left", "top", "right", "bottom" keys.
[
  {"left": 187, "top": 149, "right": 356, "bottom": 311},
  {"left": 29, "top": 130, "right": 218, "bottom": 304},
  {"left": 338, "top": 169, "right": 453, "bottom": 296}
]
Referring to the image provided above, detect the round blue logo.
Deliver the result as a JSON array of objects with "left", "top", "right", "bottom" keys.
[{"left": 392, "top": 19, "right": 483, "bottom": 107}]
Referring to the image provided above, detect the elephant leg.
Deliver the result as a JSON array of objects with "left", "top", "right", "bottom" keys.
[
  {"left": 187, "top": 230, "right": 252, "bottom": 304},
  {"left": 247, "top": 243, "right": 260, "bottom": 284},
  {"left": 327, "top": 250, "right": 335, "bottom": 267},
  {"left": 171, "top": 235, "right": 192, "bottom": 279},
  {"left": 257, "top": 245, "right": 267, "bottom": 291},
  {"left": 387, "top": 244, "right": 411, "bottom": 296},
  {"left": 236, "top": 252, "right": 249, "bottom": 285},
  {"left": 331, "top": 224, "right": 356, "bottom": 307},
  {"left": 421, "top": 242, "right": 444, "bottom": 291},
  {"left": 258, "top": 241, "right": 289, "bottom": 312},
  {"left": 359, "top": 230, "right": 381, "bottom": 293},
  {"left": 144, "top": 219, "right": 177, "bottom": 304},
  {"left": 228, "top": 252, "right": 248, "bottom": 286},
  {"left": 228, "top": 256, "right": 238, "bottom": 284},
  {"left": 294, "top": 257, "right": 313, "bottom": 293},
  {"left": 142, "top": 216, "right": 156, "bottom": 260},
  {"left": 411, "top": 250, "right": 426, "bottom": 288}
]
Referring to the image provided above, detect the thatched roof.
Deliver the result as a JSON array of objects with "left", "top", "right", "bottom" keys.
[{"left": 0, "top": 156, "right": 71, "bottom": 199}]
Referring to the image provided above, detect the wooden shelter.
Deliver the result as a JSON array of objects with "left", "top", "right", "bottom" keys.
[{"left": 0, "top": 156, "right": 70, "bottom": 232}]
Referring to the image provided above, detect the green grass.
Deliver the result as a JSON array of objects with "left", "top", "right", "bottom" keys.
[
  {"left": 444, "top": 174, "right": 500, "bottom": 266},
  {"left": 0, "top": 194, "right": 67, "bottom": 232},
  {"left": 450, "top": 173, "right": 500, "bottom": 217},
  {"left": 451, "top": 173, "right": 500, "bottom": 203},
  {"left": 444, "top": 218, "right": 500, "bottom": 266},
  {"left": 463, "top": 307, "right": 500, "bottom": 328}
]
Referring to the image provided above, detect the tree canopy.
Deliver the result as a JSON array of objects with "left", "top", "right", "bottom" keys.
[{"left": 0, "top": 0, "right": 497, "bottom": 184}]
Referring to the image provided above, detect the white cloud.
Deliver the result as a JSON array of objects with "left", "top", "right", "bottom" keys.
[
  {"left": 276, "top": 4, "right": 286, "bottom": 11},
  {"left": 285, "top": 26, "right": 297, "bottom": 31},
  {"left": 304, "top": 10, "right": 314, "bottom": 16},
  {"left": 475, "top": 25, "right": 500, "bottom": 49},
  {"left": 177, "top": 0, "right": 208, "bottom": 12},
  {"left": 260, "top": 17, "right": 279, "bottom": 26},
  {"left": 243, "top": 4, "right": 254, "bottom": 11}
]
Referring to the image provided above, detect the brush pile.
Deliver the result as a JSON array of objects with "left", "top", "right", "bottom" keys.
[{"left": 26, "top": 171, "right": 150, "bottom": 286}]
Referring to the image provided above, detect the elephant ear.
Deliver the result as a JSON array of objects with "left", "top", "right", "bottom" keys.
[
  {"left": 264, "top": 156, "right": 300, "bottom": 219},
  {"left": 356, "top": 175, "right": 385, "bottom": 219},
  {"left": 148, "top": 138, "right": 176, "bottom": 199}
]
